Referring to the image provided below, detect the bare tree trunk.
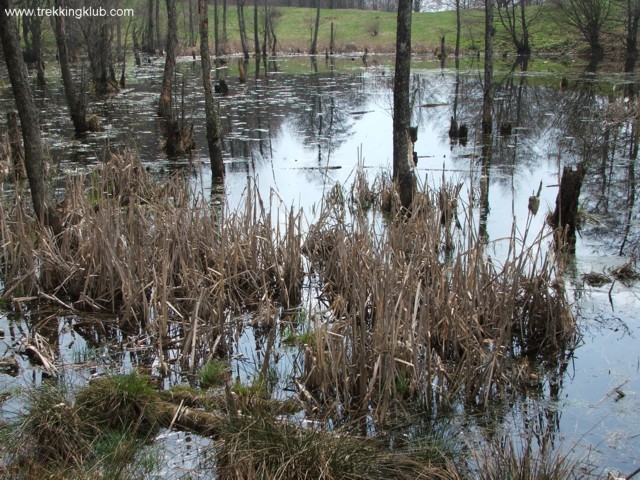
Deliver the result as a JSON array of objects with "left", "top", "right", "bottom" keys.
[
  {"left": 311, "top": 0, "right": 321, "bottom": 54},
  {"left": 262, "top": 0, "right": 268, "bottom": 59},
  {"left": 146, "top": 0, "right": 155, "bottom": 53},
  {"left": 214, "top": 0, "right": 220, "bottom": 58},
  {"left": 116, "top": 16, "right": 122, "bottom": 75},
  {"left": 519, "top": 0, "right": 530, "bottom": 55},
  {"left": 120, "top": 19, "right": 132, "bottom": 87},
  {"left": 222, "top": 0, "right": 228, "bottom": 51},
  {"left": 238, "top": 0, "right": 249, "bottom": 59},
  {"left": 626, "top": 0, "right": 640, "bottom": 58},
  {"left": 189, "top": 0, "right": 196, "bottom": 46},
  {"left": 269, "top": 13, "right": 277, "bottom": 55},
  {"left": 156, "top": 0, "right": 162, "bottom": 53},
  {"left": 133, "top": 28, "right": 142, "bottom": 66},
  {"left": 159, "top": 0, "right": 178, "bottom": 119},
  {"left": 455, "top": 0, "right": 461, "bottom": 65},
  {"left": 0, "top": 0, "right": 59, "bottom": 230},
  {"left": 199, "top": 0, "right": 225, "bottom": 180},
  {"left": 482, "top": 0, "right": 494, "bottom": 135},
  {"left": 253, "top": 0, "right": 260, "bottom": 57},
  {"left": 330, "top": 22, "right": 335, "bottom": 55},
  {"left": 53, "top": 0, "right": 88, "bottom": 134},
  {"left": 393, "top": 0, "right": 415, "bottom": 211}
]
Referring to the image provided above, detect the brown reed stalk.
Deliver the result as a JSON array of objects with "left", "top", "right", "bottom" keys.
[
  {"left": 303, "top": 172, "right": 576, "bottom": 419},
  {"left": 0, "top": 151, "right": 304, "bottom": 371}
]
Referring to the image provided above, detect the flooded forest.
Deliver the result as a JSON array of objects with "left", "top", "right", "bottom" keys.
[{"left": 1, "top": 1, "right": 640, "bottom": 479}]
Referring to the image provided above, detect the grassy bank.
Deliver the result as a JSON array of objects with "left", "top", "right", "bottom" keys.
[{"left": 210, "top": 5, "right": 578, "bottom": 55}]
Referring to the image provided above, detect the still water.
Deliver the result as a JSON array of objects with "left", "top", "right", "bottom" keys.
[{"left": 1, "top": 53, "right": 639, "bottom": 475}]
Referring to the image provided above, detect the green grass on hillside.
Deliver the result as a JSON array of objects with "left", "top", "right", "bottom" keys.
[
  {"left": 213, "top": 5, "right": 582, "bottom": 55},
  {"left": 22, "top": 1, "right": 598, "bottom": 59}
]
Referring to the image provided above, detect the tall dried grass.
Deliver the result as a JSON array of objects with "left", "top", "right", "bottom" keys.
[
  {"left": 0, "top": 150, "right": 575, "bottom": 420},
  {"left": 302, "top": 173, "right": 576, "bottom": 419},
  {"left": 0, "top": 150, "right": 303, "bottom": 368}
]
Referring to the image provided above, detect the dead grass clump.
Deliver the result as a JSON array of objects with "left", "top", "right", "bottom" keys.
[
  {"left": 302, "top": 173, "right": 575, "bottom": 418},
  {"left": 609, "top": 259, "right": 640, "bottom": 283},
  {"left": 0, "top": 150, "right": 303, "bottom": 367},
  {"left": 581, "top": 271, "right": 612, "bottom": 287},
  {"left": 471, "top": 435, "right": 596, "bottom": 480},
  {"left": 215, "top": 409, "right": 460, "bottom": 480}
]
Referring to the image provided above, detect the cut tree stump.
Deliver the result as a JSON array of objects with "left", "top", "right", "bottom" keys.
[{"left": 550, "top": 164, "right": 585, "bottom": 253}]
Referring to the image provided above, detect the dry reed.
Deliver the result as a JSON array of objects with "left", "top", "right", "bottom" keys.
[
  {"left": 0, "top": 150, "right": 575, "bottom": 420},
  {"left": 0, "top": 150, "right": 303, "bottom": 370},
  {"left": 302, "top": 173, "right": 576, "bottom": 419}
]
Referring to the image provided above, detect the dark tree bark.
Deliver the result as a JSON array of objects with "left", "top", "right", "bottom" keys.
[
  {"left": 625, "top": 0, "right": 640, "bottom": 58},
  {"left": 146, "top": 0, "right": 155, "bottom": 52},
  {"left": 0, "top": 1, "right": 59, "bottom": 230},
  {"left": 21, "top": 0, "right": 45, "bottom": 86},
  {"left": 455, "top": 0, "right": 461, "bottom": 65},
  {"left": 550, "top": 164, "right": 585, "bottom": 253},
  {"left": 482, "top": 0, "right": 494, "bottom": 135},
  {"left": 156, "top": 0, "right": 162, "bottom": 53},
  {"left": 189, "top": 0, "right": 196, "bottom": 46},
  {"left": 393, "top": 0, "right": 415, "bottom": 211},
  {"left": 310, "top": 0, "right": 321, "bottom": 54},
  {"left": 159, "top": 0, "right": 178, "bottom": 119},
  {"left": 253, "top": 0, "right": 260, "bottom": 57},
  {"left": 237, "top": 0, "right": 250, "bottom": 59},
  {"left": 222, "top": 0, "right": 228, "bottom": 50},
  {"left": 268, "top": 11, "right": 278, "bottom": 55},
  {"left": 133, "top": 28, "right": 142, "bottom": 66},
  {"left": 21, "top": 0, "right": 42, "bottom": 62},
  {"left": 119, "top": 19, "right": 133, "bottom": 87},
  {"left": 214, "top": 0, "right": 220, "bottom": 58},
  {"left": 53, "top": 0, "right": 88, "bottom": 134},
  {"left": 199, "top": 0, "right": 225, "bottom": 180},
  {"left": 330, "top": 22, "right": 335, "bottom": 55},
  {"left": 81, "top": 8, "right": 117, "bottom": 94},
  {"left": 262, "top": 4, "right": 267, "bottom": 59}
]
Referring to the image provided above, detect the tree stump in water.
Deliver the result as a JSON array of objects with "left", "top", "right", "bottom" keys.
[
  {"left": 448, "top": 116, "right": 458, "bottom": 140},
  {"left": 550, "top": 164, "right": 585, "bottom": 253}
]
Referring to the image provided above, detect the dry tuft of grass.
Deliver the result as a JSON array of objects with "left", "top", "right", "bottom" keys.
[
  {"left": 471, "top": 434, "right": 597, "bottom": 480},
  {"left": 302, "top": 173, "right": 576, "bottom": 418},
  {"left": 0, "top": 150, "right": 303, "bottom": 368}
]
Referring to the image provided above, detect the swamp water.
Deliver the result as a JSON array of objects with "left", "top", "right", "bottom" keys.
[{"left": 0, "top": 54, "right": 639, "bottom": 477}]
